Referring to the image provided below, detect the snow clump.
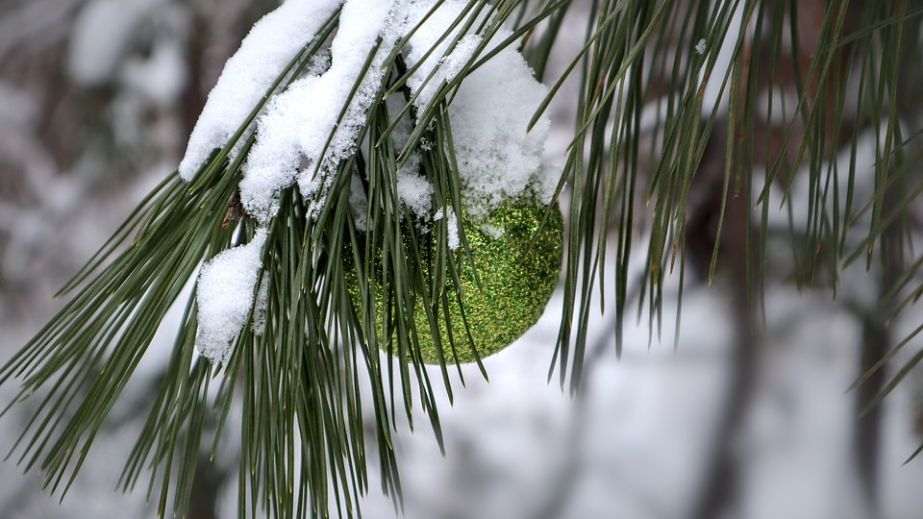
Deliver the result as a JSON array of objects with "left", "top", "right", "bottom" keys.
[
  {"left": 402, "top": 1, "right": 554, "bottom": 219},
  {"left": 195, "top": 229, "right": 267, "bottom": 364},
  {"left": 178, "top": 0, "right": 344, "bottom": 181},
  {"left": 185, "top": 0, "right": 555, "bottom": 361}
]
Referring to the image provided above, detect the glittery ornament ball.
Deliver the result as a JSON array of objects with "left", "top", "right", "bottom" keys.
[{"left": 352, "top": 200, "right": 563, "bottom": 364}]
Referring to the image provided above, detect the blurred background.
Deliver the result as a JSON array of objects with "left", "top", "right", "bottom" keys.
[{"left": 2, "top": 0, "right": 923, "bottom": 518}]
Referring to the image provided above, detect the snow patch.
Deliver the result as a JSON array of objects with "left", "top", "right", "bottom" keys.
[
  {"left": 389, "top": 98, "right": 434, "bottom": 220},
  {"left": 178, "top": 0, "right": 343, "bottom": 181},
  {"left": 181, "top": 0, "right": 551, "bottom": 225},
  {"left": 407, "top": 29, "right": 482, "bottom": 108},
  {"left": 694, "top": 38, "right": 707, "bottom": 55},
  {"left": 195, "top": 229, "right": 267, "bottom": 364},
  {"left": 435, "top": 207, "right": 460, "bottom": 250},
  {"left": 403, "top": 1, "right": 554, "bottom": 219},
  {"left": 240, "top": 0, "right": 402, "bottom": 222},
  {"left": 442, "top": 34, "right": 481, "bottom": 80},
  {"left": 397, "top": 164, "right": 434, "bottom": 220},
  {"left": 481, "top": 223, "right": 503, "bottom": 239},
  {"left": 251, "top": 275, "right": 270, "bottom": 337}
]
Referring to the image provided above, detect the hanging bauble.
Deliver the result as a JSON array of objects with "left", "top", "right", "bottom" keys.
[{"left": 349, "top": 199, "right": 563, "bottom": 364}]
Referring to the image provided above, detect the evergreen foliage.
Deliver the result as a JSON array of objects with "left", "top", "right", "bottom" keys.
[{"left": 2, "top": 1, "right": 922, "bottom": 517}]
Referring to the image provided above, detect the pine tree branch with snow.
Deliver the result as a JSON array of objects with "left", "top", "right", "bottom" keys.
[{"left": 2, "top": 1, "right": 923, "bottom": 518}]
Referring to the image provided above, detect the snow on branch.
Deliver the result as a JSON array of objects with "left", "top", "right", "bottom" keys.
[
  {"left": 178, "top": 0, "right": 343, "bottom": 181},
  {"left": 185, "top": 0, "right": 558, "bottom": 361},
  {"left": 195, "top": 229, "right": 267, "bottom": 364}
]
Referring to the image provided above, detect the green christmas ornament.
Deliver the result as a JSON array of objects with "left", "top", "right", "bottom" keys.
[{"left": 351, "top": 199, "right": 563, "bottom": 364}]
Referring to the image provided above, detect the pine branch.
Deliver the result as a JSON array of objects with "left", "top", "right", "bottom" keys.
[{"left": 2, "top": 2, "right": 923, "bottom": 518}]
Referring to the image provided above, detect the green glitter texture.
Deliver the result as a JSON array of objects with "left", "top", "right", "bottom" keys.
[{"left": 351, "top": 200, "right": 563, "bottom": 364}]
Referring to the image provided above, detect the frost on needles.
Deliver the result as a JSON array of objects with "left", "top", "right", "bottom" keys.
[{"left": 180, "top": 0, "right": 556, "bottom": 363}]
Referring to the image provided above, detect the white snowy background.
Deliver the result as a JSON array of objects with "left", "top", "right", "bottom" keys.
[{"left": 2, "top": 1, "right": 923, "bottom": 518}]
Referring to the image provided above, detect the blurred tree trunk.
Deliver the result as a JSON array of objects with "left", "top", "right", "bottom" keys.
[
  {"left": 684, "top": 117, "right": 760, "bottom": 519},
  {"left": 853, "top": 5, "right": 922, "bottom": 514}
]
